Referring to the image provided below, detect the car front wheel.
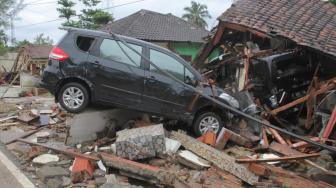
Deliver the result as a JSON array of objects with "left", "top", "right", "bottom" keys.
[
  {"left": 58, "top": 82, "right": 89, "bottom": 113},
  {"left": 193, "top": 112, "right": 222, "bottom": 137}
]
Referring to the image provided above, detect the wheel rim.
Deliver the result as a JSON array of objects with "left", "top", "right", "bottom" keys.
[
  {"left": 62, "top": 87, "right": 84, "bottom": 109},
  {"left": 199, "top": 116, "right": 220, "bottom": 134}
]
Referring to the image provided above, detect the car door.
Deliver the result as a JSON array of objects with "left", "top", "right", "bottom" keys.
[
  {"left": 86, "top": 37, "right": 144, "bottom": 108},
  {"left": 142, "top": 48, "right": 194, "bottom": 118}
]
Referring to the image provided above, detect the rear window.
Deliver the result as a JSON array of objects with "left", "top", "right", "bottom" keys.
[{"left": 76, "top": 36, "right": 95, "bottom": 52}]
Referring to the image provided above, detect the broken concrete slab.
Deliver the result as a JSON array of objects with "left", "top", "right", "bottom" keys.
[
  {"left": 36, "top": 166, "right": 69, "bottom": 182},
  {"left": 46, "top": 177, "right": 62, "bottom": 188},
  {"left": 116, "top": 124, "right": 165, "bottom": 160},
  {"left": 177, "top": 150, "right": 210, "bottom": 170},
  {"left": 66, "top": 108, "right": 144, "bottom": 145},
  {"left": 32, "top": 154, "right": 59, "bottom": 165},
  {"left": 0, "top": 126, "right": 25, "bottom": 143},
  {"left": 165, "top": 138, "right": 181, "bottom": 154},
  {"left": 170, "top": 131, "right": 259, "bottom": 185}
]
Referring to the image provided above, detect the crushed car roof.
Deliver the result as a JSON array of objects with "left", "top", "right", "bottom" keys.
[{"left": 220, "top": 0, "right": 336, "bottom": 57}]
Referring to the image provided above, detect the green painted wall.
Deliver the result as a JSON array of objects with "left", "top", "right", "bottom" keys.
[
  {"left": 169, "top": 42, "right": 204, "bottom": 62},
  {"left": 208, "top": 47, "right": 221, "bottom": 62}
]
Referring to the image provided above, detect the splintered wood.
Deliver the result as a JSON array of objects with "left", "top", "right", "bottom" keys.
[{"left": 170, "top": 131, "right": 259, "bottom": 185}]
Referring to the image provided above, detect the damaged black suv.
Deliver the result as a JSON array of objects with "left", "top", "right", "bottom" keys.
[{"left": 41, "top": 28, "right": 240, "bottom": 136}]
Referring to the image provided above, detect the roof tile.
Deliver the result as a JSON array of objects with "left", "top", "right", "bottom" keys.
[
  {"left": 101, "top": 9, "right": 209, "bottom": 43},
  {"left": 220, "top": 0, "right": 336, "bottom": 57}
]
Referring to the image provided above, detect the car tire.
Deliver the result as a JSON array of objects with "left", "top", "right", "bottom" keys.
[
  {"left": 193, "top": 112, "right": 222, "bottom": 137},
  {"left": 58, "top": 82, "right": 89, "bottom": 113}
]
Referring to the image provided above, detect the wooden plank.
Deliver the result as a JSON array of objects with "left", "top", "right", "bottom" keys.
[
  {"left": 272, "top": 83, "right": 335, "bottom": 115},
  {"left": 270, "top": 142, "right": 300, "bottom": 156},
  {"left": 270, "top": 142, "right": 333, "bottom": 174},
  {"left": 268, "top": 128, "right": 287, "bottom": 145},
  {"left": 236, "top": 153, "right": 320, "bottom": 163},
  {"left": 261, "top": 128, "right": 269, "bottom": 147},
  {"left": 170, "top": 131, "right": 259, "bottom": 185},
  {"left": 0, "top": 122, "right": 19, "bottom": 127},
  {"left": 101, "top": 152, "right": 175, "bottom": 186},
  {"left": 222, "top": 127, "right": 252, "bottom": 147},
  {"left": 4, "top": 127, "right": 44, "bottom": 145},
  {"left": 17, "top": 138, "right": 100, "bottom": 161},
  {"left": 291, "top": 137, "right": 320, "bottom": 148}
]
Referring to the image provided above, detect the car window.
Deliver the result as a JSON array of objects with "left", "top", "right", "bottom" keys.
[
  {"left": 100, "top": 39, "right": 142, "bottom": 67},
  {"left": 76, "top": 36, "right": 95, "bottom": 52},
  {"left": 149, "top": 49, "right": 184, "bottom": 81}
]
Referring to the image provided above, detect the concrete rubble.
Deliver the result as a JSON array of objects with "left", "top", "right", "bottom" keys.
[{"left": 0, "top": 95, "right": 335, "bottom": 188}]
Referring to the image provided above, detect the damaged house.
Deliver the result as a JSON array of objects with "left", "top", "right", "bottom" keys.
[
  {"left": 193, "top": 0, "right": 336, "bottom": 139},
  {"left": 102, "top": 9, "right": 209, "bottom": 62}
]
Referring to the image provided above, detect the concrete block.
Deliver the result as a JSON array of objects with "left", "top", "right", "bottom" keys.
[
  {"left": 66, "top": 108, "right": 144, "bottom": 145},
  {"left": 115, "top": 124, "right": 165, "bottom": 160}
]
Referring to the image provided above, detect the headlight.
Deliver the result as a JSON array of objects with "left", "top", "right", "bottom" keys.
[{"left": 219, "top": 93, "right": 240, "bottom": 109}]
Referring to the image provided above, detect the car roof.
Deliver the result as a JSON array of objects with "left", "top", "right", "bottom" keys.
[
  {"left": 64, "top": 27, "right": 202, "bottom": 79},
  {"left": 65, "top": 27, "right": 175, "bottom": 55}
]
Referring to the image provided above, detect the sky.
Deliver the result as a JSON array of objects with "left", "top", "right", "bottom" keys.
[{"left": 10, "top": 0, "right": 232, "bottom": 44}]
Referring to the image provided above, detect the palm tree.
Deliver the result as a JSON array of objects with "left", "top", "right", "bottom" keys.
[{"left": 182, "top": 1, "right": 212, "bottom": 29}]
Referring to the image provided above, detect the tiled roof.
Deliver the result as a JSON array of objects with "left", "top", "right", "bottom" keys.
[
  {"left": 220, "top": 0, "right": 336, "bottom": 57},
  {"left": 102, "top": 9, "right": 209, "bottom": 43},
  {"left": 26, "top": 45, "right": 53, "bottom": 59}
]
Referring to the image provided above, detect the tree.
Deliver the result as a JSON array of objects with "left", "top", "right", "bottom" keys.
[
  {"left": 182, "top": 1, "right": 211, "bottom": 29},
  {"left": 57, "top": 0, "right": 76, "bottom": 27},
  {"left": 57, "top": 0, "right": 113, "bottom": 29},
  {"left": 14, "top": 39, "right": 31, "bottom": 47},
  {"left": 0, "top": 0, "right": 15, "bottom": 28},
  {"left": 33, "top": 34, "right": 53, "bottom": 45}
]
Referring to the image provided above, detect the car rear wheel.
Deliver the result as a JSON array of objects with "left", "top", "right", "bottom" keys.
[
  {"left": 58, "top": 82, "right": 89, "bottom": 113},
  {"left": 193, "top": 112, "right": 222, "bottom": 137}
]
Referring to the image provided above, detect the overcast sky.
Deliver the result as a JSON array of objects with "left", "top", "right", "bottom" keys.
[{"left": 10, "top": 0, "right": 232, "bottom": 44}]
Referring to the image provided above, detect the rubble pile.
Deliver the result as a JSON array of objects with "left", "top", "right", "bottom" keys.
[{"left": 0, "top": 96, "right": 336, "bottom": 188}]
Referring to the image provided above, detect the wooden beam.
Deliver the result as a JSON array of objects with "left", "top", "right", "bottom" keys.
[
  {"left": 291, "top": 137, "right": 320, "bottom": 148},
  {"left": 5, "top": 127, "right": 44, "bottom": 145},
  {"left": 268, "top": 128, "right": 287, "bottom": 145},
  {"left": 271, "top": 83, "right": 335, "bottom": 115},
  {"left": 170, "top": 131, "right": 259, "bottom": 185},
  {"left": 270, "top": 142, "right": 334, "bottom": 174},
  {"left": 236, "top": 153, "right": 320, "bottom": 163},
  {"left": 17, "top": 138, "right": 100, "bottom": 161},
  {"left": 101, "top": 152, "right": 175, "bottom": 186}
]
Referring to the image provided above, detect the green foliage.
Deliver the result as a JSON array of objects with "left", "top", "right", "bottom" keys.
[
  {"left": 182, "top": 1, "right": 211, "bottom": 29},
  {"left": 33, "top": 33, "right": 53, "bottom": 45},
  {"left": 0, "top": 41, "right": 8, "bottom": 55},
  {"left": 57, "top": 0, "right": 76, "bottom": 21},
  {"left": 92, "top": 10, "right": 113, "bottom": 25},
  {"left": 57, "top": 0, "right": 113, "bottom": 29},
  {"left": 14, "top": 39, "right": 31, "bottom": 47},
  {"left": 80, "top": 0, "right": 100, "bottom": 7},
  {"left": 330, "top": 0, "right": 336, "bottom": 5}
]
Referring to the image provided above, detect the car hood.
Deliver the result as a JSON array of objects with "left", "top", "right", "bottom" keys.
[{"left": 196, "top": 84, "right": 240, "bottom": 109}]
